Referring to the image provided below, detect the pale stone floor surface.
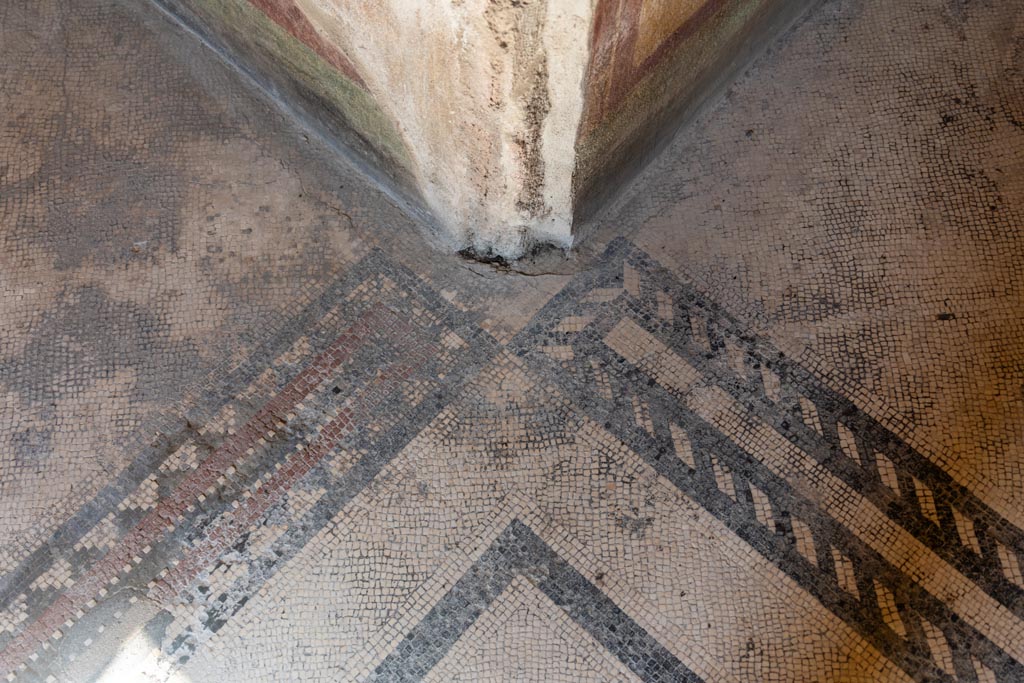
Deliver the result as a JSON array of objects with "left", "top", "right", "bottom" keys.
[{"left": 1, "top": 0, "right": 1023, "bottom": 681}]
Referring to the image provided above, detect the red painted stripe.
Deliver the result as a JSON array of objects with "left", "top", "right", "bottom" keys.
[
  {"left": 247, "top": 0, "right": 366, "bottom": 86},
  {"left": 582, "top": 0, "right": 729, "bottom": 132}
]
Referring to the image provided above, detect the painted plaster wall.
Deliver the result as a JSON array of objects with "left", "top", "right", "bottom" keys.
[
  {"left": 152, "top": 0, "right": 815, "bottom": 259},
  {"left": 154, "top": 0, "right": 416, "bottom": 193},
  {"left": 158, "top": 0, "right": 593, "bottom": 258},
  {"left": 289, "top": 0, "right": 593, "bottom": 257},
  {"left": 572, "top": 0, "right": 818, "bottom": 226}
]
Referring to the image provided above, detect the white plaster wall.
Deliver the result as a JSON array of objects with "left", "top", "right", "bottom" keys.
[{"left": 538, "top": 0, "right": 592, "bottom": 248}]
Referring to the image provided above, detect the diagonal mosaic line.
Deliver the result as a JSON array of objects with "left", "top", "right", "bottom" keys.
[
  {"left": 6, "top": 238, "right": 1021, "bottom": 682},
  {"left": 0, "top": 306, "right": 416, "bottom": 676},
  {"left": 517, "top": 238, "right": 1024, "bottom": 603},
  {"left": 369, "top": 519, "right": 702, "bottom": 683},
  {"left": 153, "top": 333, "right": 500, "bottom": 666},
  {"left": 601, "top": 317, "right": 1021, "bottom": 680},
  {"left": 147, "top": 330, "right": 442, "bottom": 604},
  {"left": 0, "top": 249, "right": 423, "bottom": 614},
  {"left": 0, "top": 249, "right": 501, "bottom": 679},
  {"left": 512, "top": 237, "right": 1024, "bottom": 682}
]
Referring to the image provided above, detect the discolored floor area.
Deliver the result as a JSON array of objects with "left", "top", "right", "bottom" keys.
[{"left": 1, "top": 0, "right": 1022, "bottom": 681}]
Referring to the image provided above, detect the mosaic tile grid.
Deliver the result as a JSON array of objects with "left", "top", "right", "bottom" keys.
[
  {"left": 0, "top": 0, "right": 559, "bottom": 597},
  {"left": 0, "top": 249, "right": 500, "bottom": 680},
  {"left": 420, "top": 574, "right": 644, "bottom": 683},
  {"left": 513, "top": 239, "right": 1024, "bottom": 681},
  {"left": 613, "top": 0, "right": 1024, "bottom": 534},
  {"left": 7, "top": 235, "right": 1023, "bottom": 681},
  {"left": 370, "top": 520, "right": 699, "bottom": 683},
  {"left": 0, "top": 0, "right": 381, "bottom": 589},
  {"left": 2, "top": 0, "right": 1023, "bottom": 680}
]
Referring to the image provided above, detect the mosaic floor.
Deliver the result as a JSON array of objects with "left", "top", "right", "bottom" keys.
[{"left": 1, "top": 0, "right": 1023, "bottom": 681}]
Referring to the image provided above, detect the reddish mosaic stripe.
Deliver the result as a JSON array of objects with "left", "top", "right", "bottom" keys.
[
  {"left": 0, "top": 305, "right": 397, "bottom": 675},
  {"left": 150, "top": 327, "right": 439, "bottom": 601}
]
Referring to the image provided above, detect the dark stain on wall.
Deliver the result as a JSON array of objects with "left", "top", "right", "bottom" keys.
[{"left": 515, "top": 60, "right": 552, "bottom": 219}]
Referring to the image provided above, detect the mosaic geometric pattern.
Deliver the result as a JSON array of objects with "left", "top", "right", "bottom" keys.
[
  {"left": 371, "top": 520, "right": 699, "bottom": 683},
  {"left": 3, "top": 0, "right": 1023, "bottom": 680},
  {"left": 0, "top": 250, "right": 500, "bottom": 680},
  {"left": 620, "top": 0, "right": 1024, "bottom": 537},
  {"left": 4, "top": 240, "right": 1023, "bottom": 681},
  {"left": 513, "top": 239, "right": 1024, "bottom": 682}
]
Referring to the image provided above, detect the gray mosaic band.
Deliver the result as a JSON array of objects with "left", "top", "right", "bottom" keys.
[
  {"left": 370, "top": 519, "right": 703, "bottom": 683},
  {"left": 512, "top": 238, "right": 1024, "bottom": 681},
  {"left": 0, "top": 249, "right": 500, "bottom": 676},
  {"left": 158, "top": 320, "right": 499, "bottom": 664},
  {"left": 0, "top": 249, "right": 441, "bottom": 611}
]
